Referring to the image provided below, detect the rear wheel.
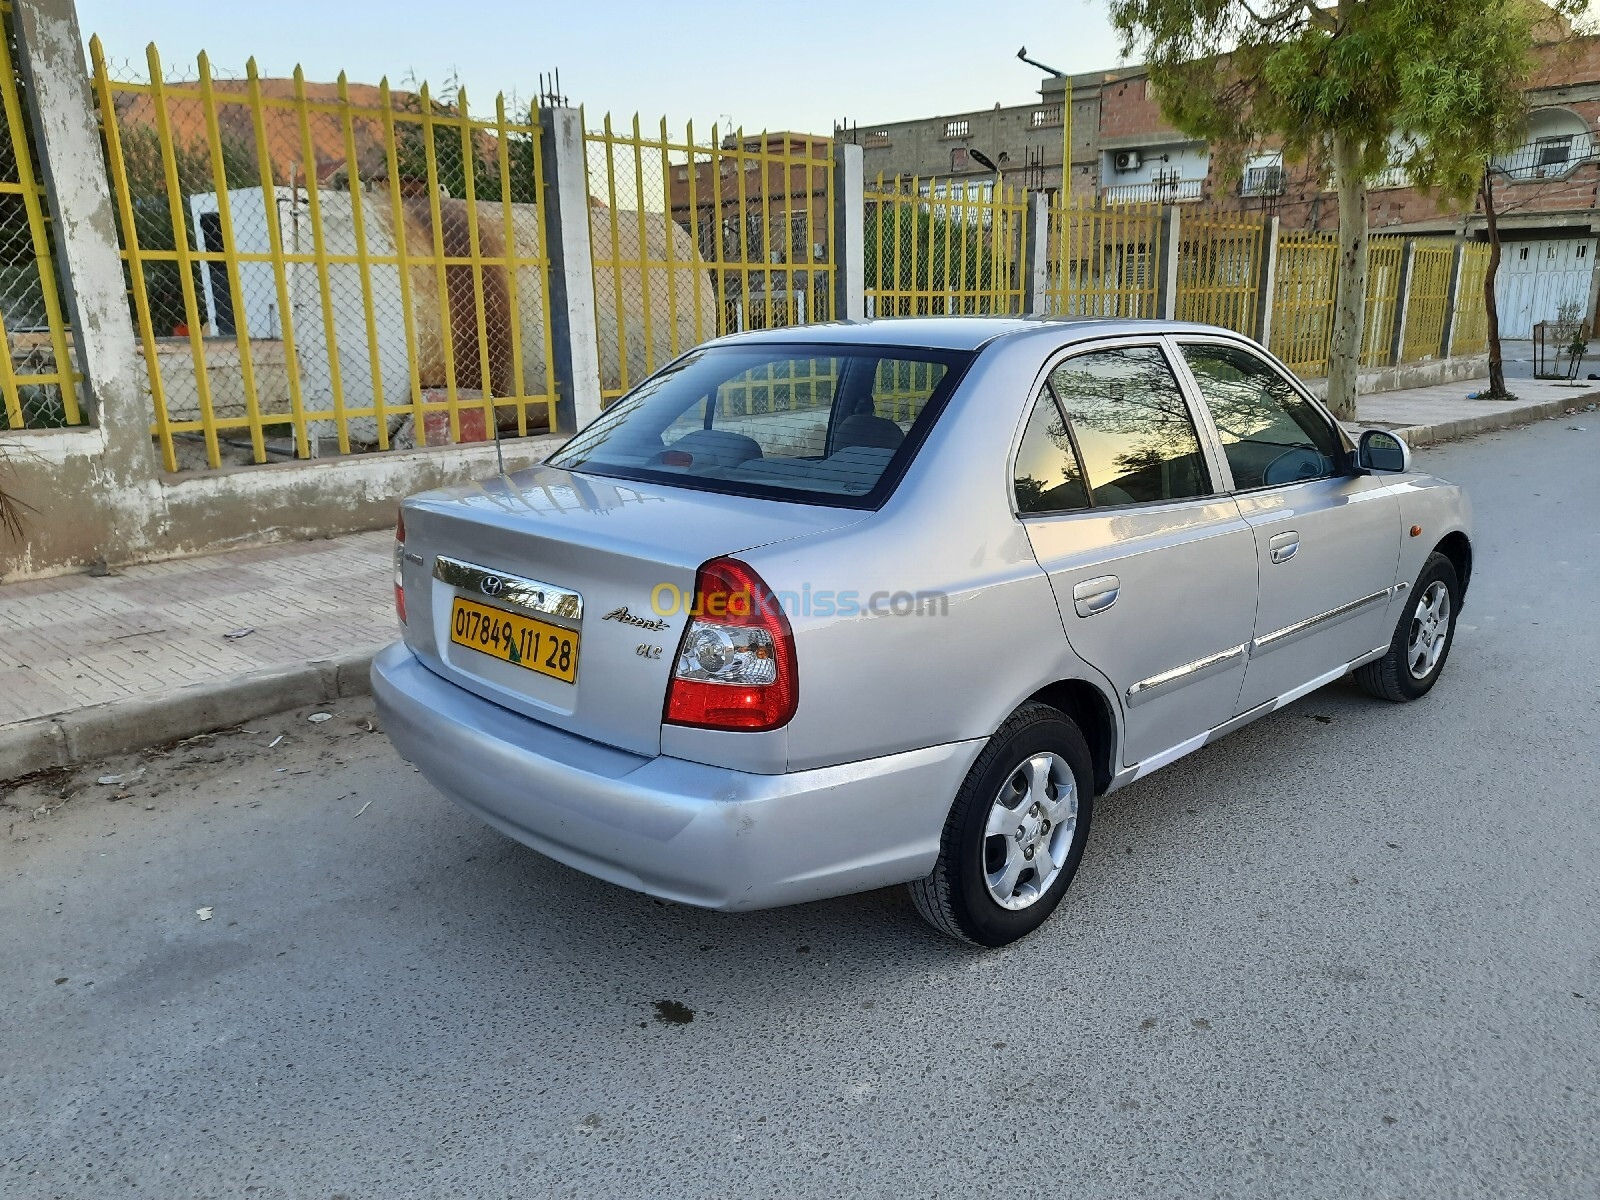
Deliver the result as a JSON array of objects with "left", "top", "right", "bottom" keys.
[
  {"left": 1355, "top": 551, "right": 1460, "bottom": 702},
  {"left": 909, "top": 702, "right": 1095, "bottom": 947}
]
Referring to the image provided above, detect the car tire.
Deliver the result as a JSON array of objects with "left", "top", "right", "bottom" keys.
[
  {"left": 1354, "top": 551, "right": 1461, "bottom": 703},
  {"left": 909, "top": 702, "right": 1095, "bottom": 947}
]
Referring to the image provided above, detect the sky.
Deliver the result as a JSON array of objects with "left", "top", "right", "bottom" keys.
[{"left": 75, "top": 0, "right": 1129, "bottom": 135}]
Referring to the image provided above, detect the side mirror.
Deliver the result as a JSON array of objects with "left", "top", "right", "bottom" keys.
[{"left": 1356, "top": 428, "right": 1411, "bottom": 474}]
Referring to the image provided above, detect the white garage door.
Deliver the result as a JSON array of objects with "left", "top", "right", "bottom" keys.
[{"left": 1494, "top": 237, "right": 1596, "bottom": 338}]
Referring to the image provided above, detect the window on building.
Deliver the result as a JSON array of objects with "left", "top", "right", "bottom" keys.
[
  {"left": 1031, "top": 106, "right": 1063, "bottom": 129},
  {"left": 1241, "top": 152, "right": 1286, "bottom": 197},
  {"left": 1536, "top": 136, "right": 1574, "bottom": 167},
  {"left": 865, "top": 130, "right": 891, "bottom": 148},
  {"left": 944, "top": 119, "right": 970, "bottom": 138},
  {"left": 950, "top": 147, "right": 969, "bottom": 172}
]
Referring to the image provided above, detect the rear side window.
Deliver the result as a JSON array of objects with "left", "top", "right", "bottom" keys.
[
  {"left": 1047, "top": 346, "right": 1210, "bottom": 506},
  {"left": 1013, "top": 389, "right": 1089, "bottom": 514},
  {"left": 549, "top": 345, "right": 970, "bottom": 508},
  {"left": 1179, "top": 342, "right": 1342, "bottom": 489}
]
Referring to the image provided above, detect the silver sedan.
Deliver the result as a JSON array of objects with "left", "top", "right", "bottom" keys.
[{"left": 373, "top": 317, "right": 1472, "bottom": 946}]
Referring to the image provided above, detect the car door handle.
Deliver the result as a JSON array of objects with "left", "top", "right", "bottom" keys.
[
  {"left": 1268, "top": 531, "right": 1299, "bottom": 565},
  {"left": 1072, "top": 575, "right": 1120, "bottom": 617}
]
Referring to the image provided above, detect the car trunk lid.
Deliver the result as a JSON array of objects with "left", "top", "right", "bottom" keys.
[{"left": 398, "top": 465, "right": 862, "bottom": 756}]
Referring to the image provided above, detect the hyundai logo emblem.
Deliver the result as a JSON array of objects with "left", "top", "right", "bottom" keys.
[{"left": 479, "top": 576, "right": 506, "bottom": 598}]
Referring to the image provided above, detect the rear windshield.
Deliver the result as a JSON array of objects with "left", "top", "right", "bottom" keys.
[{"left": 547, "top": 343, "right": 973, "bottom": 508}]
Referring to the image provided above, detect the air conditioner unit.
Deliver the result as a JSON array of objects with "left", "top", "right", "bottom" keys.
[{"left": 1113, "top": 150, "right": 1143, "bottom": 173}]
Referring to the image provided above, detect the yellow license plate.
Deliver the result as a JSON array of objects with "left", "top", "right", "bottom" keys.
[{"left": 449, "top": 596, "right": 579, "bottom": 683}]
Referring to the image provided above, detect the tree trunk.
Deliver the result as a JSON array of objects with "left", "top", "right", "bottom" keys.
[
  {"left": 1480, "top": 170, "right": 1508, "bottom": 398},
  {"left": 1326, "top": 133, "right": 1368, "bottom": 423}
]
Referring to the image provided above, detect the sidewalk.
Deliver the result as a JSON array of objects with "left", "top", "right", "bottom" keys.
[{"left": 3, "top": 374, "right": 1596, "bottom": 780}]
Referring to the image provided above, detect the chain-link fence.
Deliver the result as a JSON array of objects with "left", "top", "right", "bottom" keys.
[
  {"left": 1, "top": 0, "right": 81, "bottom": 431},
  {"left": 1045, "top": 196, "right": 1163, "bottom": 318},
  {"left": 91, "top": 39, "right": 557, "bottom": 471},
  {"left": 584, "top": 116, "right": 834, "bottom": 405},
  {"left": 863, "top": 175, "right": 1025, "bottom": 318}
]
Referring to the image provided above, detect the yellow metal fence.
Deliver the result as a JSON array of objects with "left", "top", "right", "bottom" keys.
[
  {"left": 1, "top": 0, "right": 81, "bottom": 431},
  {"left": 1175, "top": 214, "right": 1264, "bottom": 335},
  {"left": 863, "top": 175, "right": 1026, "bottom": 318},
  {"left": 1046, "top": 196, "right": 1162, "bottom": 318},
  {"left": 585, "top": 116, "right": 834, "bottom": 405},
  {"left": 92, "top": 41, "right": 557, "bottom": 471},
  {"left": 1269, "top": 232, "right": 1339, "bottom": 376},
  {"left": 1450, "top": 242, "right": 1492, "bottom": 356},
  {"left": 1361, "top": 237, "right": 1405, "bottom": 367},
  {"left": 1401, "top": 239, "right": 1456, "bottom": 363}
]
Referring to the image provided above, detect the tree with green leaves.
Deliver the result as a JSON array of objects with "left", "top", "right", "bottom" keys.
[{"left": 1108, "top": 0, "right": 1583, "bottom": 418}]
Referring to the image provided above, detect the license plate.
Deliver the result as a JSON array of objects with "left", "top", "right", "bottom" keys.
[{"left": 449, "top": 596, "right": 579, "bottom": 683}]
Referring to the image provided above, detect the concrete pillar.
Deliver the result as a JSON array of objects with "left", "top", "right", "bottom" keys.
[
  {"left": 1389, "top": 240, "right": 1417, "bottom": 366},
  {"left": 1439, "top": 238, "right": 1467, "bottom": 359},
  {"left": 1254, "top": 215, "right": 1280, "bottom": 348},
  {"left": 832, "top": 142, "right": 865, "bottom": 321},
  {"left": 1022, "top": 192, "right": 1049, "bottom": 315},
  {"left": 538, "top": 106, "right": 603, "bottom": 431},
  {"left": 1155, "top": 205, "right": 1181, "bottom": 320},
  {"left": 11, "top": 0, "right": 160, "bottom": 562}
]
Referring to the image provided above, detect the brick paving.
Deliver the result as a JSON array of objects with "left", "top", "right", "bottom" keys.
[
  {"left": 0, "top": 531, "right": 393, "bottom": 726},
  {"left": 2, "top": 374, "right": 1592, "bottom": 735}
]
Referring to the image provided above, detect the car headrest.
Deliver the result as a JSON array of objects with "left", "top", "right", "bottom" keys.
[{"left": 834, "top": 412, "right": 904, "bottom": 452}]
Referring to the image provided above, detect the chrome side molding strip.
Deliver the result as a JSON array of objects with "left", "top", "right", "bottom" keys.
[
  {"left": 1250, "top": 582, "right": 1406, "bottom": 656},
  {"left": 1126, "top": 643, "right": 1248, "bottom": 708},
  {"left": 433, "top": 555, "right": 584, "bottom": 621},
  {"left": 1109, "top": 643, "right": 1391, "bottom": 792}
]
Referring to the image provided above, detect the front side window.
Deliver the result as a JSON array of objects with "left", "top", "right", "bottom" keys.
[
  {"left": 549, "top": 345, "right": 969, "bottom": 508},
  {"left": 1047, "top": 346, "right": 1210, "bottom": 506},
  {"left": 1179, "top": 342, "right": 1342, "bottom": 490}
]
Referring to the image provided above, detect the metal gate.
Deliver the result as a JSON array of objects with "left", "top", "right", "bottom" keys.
[{"left": 1494, "top": 237, "right": 1596, "bottom": 338}]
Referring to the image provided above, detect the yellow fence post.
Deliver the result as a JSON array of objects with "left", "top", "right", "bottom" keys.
[
  {"left": 337, "top": 71, "right": 390, "bottom": 450},
  {"left": 0, "top": 8, "right": 80, "bottom": 427},
  {"left": 146, "top": 42, "right": 222, "bottom": 468},
  {"left": 196, "top": 51, "right": 266, "bottom": 462}
]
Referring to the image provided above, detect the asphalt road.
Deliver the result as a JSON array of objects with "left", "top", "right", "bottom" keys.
[{"left": 3, "top": 416, "right": 1597, "bottom": 1199}]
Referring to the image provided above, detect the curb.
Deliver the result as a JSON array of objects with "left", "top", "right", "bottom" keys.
[
  {"left": 1394, "top": 390, "right": 1598, "bottom": 448},
  {"left": 0, "top": 646, "right": 379, "bottom": 783}
]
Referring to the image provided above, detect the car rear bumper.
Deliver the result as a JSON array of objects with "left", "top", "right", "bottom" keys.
[{"left": 370, "top": 642, "right": 983, "bottom": 911}]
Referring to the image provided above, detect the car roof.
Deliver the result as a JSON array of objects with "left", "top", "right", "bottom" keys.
[{"left": 710, "top": 315, "right": 1250, "bottom": 353}]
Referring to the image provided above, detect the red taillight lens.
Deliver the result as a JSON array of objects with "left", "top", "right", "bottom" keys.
[
  {"left": 665, "top": 557, "right": 797, "bottom": 732},
  {"left": 393, "top": 510, "right": 407, "bottom": 624}
]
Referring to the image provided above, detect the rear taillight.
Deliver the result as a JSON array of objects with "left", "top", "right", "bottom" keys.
[
  {"left": 665, "top": 557, "right": 797, "bottom": 732},
  {"left": 393, "top": 510, "right": 407, "bottom": 624}
]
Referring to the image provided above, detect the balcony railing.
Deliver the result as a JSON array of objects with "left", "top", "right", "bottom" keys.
[{"left": 1101, "top": 178, "right": 1204, "bottom": 204}]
